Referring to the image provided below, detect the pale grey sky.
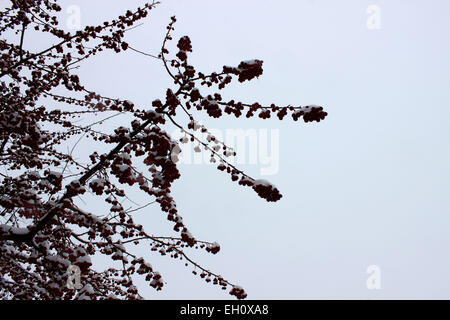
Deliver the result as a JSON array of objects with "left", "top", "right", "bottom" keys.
[{"left": 21, "top": 0, "right": 450, "bottom": 299}]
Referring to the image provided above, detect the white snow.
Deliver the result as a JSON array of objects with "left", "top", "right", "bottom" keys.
[{"left": 253, "top": 179, "right": 275, "bottom": 187}]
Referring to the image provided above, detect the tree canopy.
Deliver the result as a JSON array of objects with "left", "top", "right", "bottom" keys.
[{"left": 0, "top": 0, "right": 327, "bottom": 299}]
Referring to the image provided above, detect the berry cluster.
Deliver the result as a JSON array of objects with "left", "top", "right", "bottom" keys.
[{"left": 223, "top": 59, "right": 264, "bottom": 83}]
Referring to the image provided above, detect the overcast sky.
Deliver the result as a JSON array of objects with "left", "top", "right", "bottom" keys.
[{"left": 20, "top": 0, "right": 450, "bottom": 299}]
